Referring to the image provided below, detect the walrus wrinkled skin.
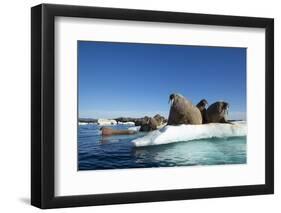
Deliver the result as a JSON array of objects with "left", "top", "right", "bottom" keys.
[
  {"left": 206, "top": 101, "right": 229, "bottom": 123},
  {"left": 167, "top": 93, "right": 202, "bottom": 125},
  {"left": 196, "top": 99, "right": 208, "bottom": 124},
  {"left": 100, "top": 127, "right": 136, "bottom": 136}
]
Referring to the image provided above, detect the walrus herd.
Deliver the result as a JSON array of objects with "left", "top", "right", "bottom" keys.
[
  {"left": 101, "top": 93, "right": 231, "bottom": 136},
  {"left": 168, "top": 93, "right": 230, "bottom": 125}
]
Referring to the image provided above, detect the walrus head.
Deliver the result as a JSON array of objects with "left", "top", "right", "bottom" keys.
[
  {"left": 223, "top": 102, "right": 229, "bottom": 114},
  {"left": 169, "top": 94, "right": 175, "bottom": 105},
  {"left": 167, "top": 93, "right": 203, "bottom": 125},
  {"left": 169, "top": 93, "right": 184, "bottom": 105},
  {"left": 197, "top": 99, "right": 208, "bottom": 108},
  {"left": 220, "top": 102, "right": 229, "bottom": 115}
]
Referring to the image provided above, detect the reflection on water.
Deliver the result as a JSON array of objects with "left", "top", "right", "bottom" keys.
[{"left": 78, "top": 124, "right": 246, "bottom": 170}]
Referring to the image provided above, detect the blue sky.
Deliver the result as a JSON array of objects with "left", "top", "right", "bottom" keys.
[{"left": 78, "top": 41, "right": 246, "bottom": 120}]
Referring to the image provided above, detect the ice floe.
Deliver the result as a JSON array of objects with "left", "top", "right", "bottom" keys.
[{"left": 132, "top": 121, "right": 246, "bottom": 147}]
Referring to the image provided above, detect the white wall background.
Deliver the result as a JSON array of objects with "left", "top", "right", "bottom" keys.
[{"left": 0, "top": 0, "right": 279, "bottom": 212}]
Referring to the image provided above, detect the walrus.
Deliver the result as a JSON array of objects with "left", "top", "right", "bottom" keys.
[
  {"left": 206, "top": 101, "right": 230, "bottom": 123},
  {"left": 100, "top": 127, "right": 136, "bottom": 136},
  {"left": 167, "top": 93, "right": 202, "bottom": 125},
  {"left": 139, "top": 117, "right": 158, "bottom": 132},
  {"left": 153, "top": 114, "right": 167, "bottom": 126},
  {"left": 196, "top": 99, "right": 208, "bottom": 124}
]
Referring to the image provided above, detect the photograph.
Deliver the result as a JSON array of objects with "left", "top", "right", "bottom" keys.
[
  {"left": 78, "top": 41, "right": 247, "bottom": 170},
  {"left": 30, "top": 3, "right": 274, "bottom": 209}
]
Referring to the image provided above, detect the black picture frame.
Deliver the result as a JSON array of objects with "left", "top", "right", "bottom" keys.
[{"left": 31, "top": 3, "right": 274, "bottom": 209}]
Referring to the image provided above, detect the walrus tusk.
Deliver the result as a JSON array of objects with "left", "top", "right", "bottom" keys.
[{"left": 168, "top": 99, "right": 174, "bottom": 105}]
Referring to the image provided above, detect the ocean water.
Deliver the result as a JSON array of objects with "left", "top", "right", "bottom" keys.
[{"left": 78, "top": 124, "right": 246, "bottom": 170}]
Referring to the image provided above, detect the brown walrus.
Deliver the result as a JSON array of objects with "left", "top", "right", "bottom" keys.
[
  {"left": 196, "top": 99, "right": 208, "bottom": 124},
  {"left": 206, "top": 101, "right": 230, "bottom": 123},
  {"left": 153, "top": 114, "right": 167, "bottom": 126},
  {"left": 135, "top": 115, "right": 167, "bottom": 132},
  {"left": 167, "top": 93, "right": 202, "bottom": 125},
  {"left": 139, "top": 117, "right": 158, "bottom": 132},
  {"left": 100, "top": 127, "right": 136, "bottom": 136}
]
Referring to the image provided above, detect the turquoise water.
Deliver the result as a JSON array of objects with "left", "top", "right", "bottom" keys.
[{"left": 78, "top": 124, "right": 246, "bottom": 170}]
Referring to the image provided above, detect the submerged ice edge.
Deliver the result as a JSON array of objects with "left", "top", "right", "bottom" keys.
[{"left": 132, "top": 122, "right": 247, "bottom": 147}]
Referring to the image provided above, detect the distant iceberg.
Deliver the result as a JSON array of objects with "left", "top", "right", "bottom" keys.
[
  {"left": 97, "top": 119, "right": 117, "bottom": 126},
  {"left": 118, "top": 121, "right": 135, "bottom": 126},
  {"left": 79, "top": 122, "right": 89, "bottom": 125},
  {"left": 132, "top": 121, "right": 246, "bottom": 147},
  {"left": 128, "top": 126, "right": 141, "bottom": 131}
]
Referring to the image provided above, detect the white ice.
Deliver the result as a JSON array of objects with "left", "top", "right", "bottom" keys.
[
  {"left": 132, "top": 121, "right": 246, "bottom": 147},
  {"left": 97, "top": 119, "right": 117, "bottom": 126},
  {"left": 128, "top": 126, "right": 141, "bottom": 131},
  {"left": 117, "top": 121, "right": 135, "bottom": 126},
  {"left": 79, "top": 122, "right": 88, "bottom": 125}
]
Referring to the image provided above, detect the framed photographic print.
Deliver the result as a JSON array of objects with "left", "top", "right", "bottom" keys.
[{"left": 31, "top": 3, "right": 274, "bottom": 209}]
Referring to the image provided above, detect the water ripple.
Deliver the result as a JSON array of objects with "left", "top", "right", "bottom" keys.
[{"left": 78, "top": 125, "right": 246, "bottom": 170}]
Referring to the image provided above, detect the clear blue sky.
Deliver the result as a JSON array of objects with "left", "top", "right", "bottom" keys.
[{"left": 78, "top": 41, "right": 246, "bottom": 120}]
